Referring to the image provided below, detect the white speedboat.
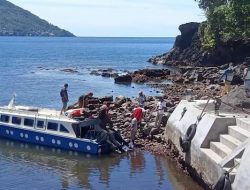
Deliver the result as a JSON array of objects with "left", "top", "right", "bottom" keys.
[{"left": 0, "top": 97, "right": 114, "bottom": 154}]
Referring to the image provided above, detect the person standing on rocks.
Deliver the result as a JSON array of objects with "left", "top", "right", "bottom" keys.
[
  {"left": 130, "top": 117, "right": 138, "bottom": 148},
  {"left": 243, "top": 62, "right": 250, "bottom": 96},
  {"left": 155, "top": 97, "right": 166, "bottom": 128},
  {"left": 219, "top": 63, "right": 236, "bottom": 96},
  {"left": 133, "top": 103, "right": 145, "bottom": 128},
  {"left": 60, "top": 83, "right": 69, "bottom": 115},
  {"left": 130, "top": 104, "right": 145, "bottom": 147},
  {"left": 138, "top": 91, "right": 146, "bottom": 108}
]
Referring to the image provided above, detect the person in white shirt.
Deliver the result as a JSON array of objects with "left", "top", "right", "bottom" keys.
[
  {"left": 155, "top": 97, "right": 166, "bottom": 128},
  {"left": 243, "top": 62, "right": 250, "bottom": 97},
  {"left": 138, "top": 91, "right": 146, "bottom": 108},
  {"left": 243, "top": 62, "right": 249, "bottom": 81}
]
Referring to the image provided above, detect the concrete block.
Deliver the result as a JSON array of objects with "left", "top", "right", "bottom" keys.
[
  {"left": 228, "top": 126, "right": 250, "bottom": 141},
  {"left": 201, "top": 148, "right": 223, "bottom": 164},
  {"left": 165, "top": 100, "right": 250, "bottom": 187},
  {"left": 220, "top": 135, "right": 242, "bottom": 150},
  {"left": 233, "top": 140, "right": 250, "bottom": 190},
  {"left": 236, "top": 118, "right": 250, "bottom": 132},
  {"left": 210, "top": 142, "right": 232, "bottom": 158}
]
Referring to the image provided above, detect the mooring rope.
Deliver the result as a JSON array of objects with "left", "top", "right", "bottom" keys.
[
  {"left": 207, "top": 95, "right": 250, "bottom": 115},
  {"left": 197, "top": 98, "right": 211, "bottom": 123},
  {"left": 227, "top": 162, "right": 240, "bottom": 174}
]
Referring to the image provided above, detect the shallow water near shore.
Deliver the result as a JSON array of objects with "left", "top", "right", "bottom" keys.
[
  {"left": 0, "top": 37, "right": 173, "bottom": 108},
  {"left": 0, "top": 138, "right": 202, "bottom": 190},
  {"left": 0, "top": 37, "right": 202, "bottom": 189}
]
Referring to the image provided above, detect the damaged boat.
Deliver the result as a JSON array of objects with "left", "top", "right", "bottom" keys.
[{"left": 0, "top": 97, "right": 128, "bottom": 155}]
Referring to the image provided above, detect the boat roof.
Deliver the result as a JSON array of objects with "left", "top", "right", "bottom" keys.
[{"left": 0, "top": 105, "right": 78, "bottom": 123}]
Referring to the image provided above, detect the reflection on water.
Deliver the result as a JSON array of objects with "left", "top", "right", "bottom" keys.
[{"left": 0, "top": 139, "right": 202, "bottom": 190}]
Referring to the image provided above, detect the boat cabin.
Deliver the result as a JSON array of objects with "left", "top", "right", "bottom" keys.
[{"left": 0, "top": 106, "right": 100, "bottom": 140}]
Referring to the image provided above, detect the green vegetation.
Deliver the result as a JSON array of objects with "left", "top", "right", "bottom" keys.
[
  {"left": 0, "top": 0, "right": 74, "bottom": 37},
  {"left": 195, "top": 0, "right": 250, "bottom": 49}
]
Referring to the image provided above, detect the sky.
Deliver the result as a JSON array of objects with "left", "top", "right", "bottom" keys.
[{"left": 8, "top": 0, "right": 205, "bottom": 37}]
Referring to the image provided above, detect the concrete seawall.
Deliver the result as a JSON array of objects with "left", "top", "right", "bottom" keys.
[{"left": 165, "top": 100, "right": 250, "bottom": 189}]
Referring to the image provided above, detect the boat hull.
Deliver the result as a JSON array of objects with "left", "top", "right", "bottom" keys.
[{"left": 0, "top": 124, "right": 109, "bottom": 155}]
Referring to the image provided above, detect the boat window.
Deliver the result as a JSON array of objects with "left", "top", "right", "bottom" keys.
[
  {"left": 72, "top": 123, "right": 80, "bottom": 138},
  {"left": 0, "top": 115, "right": 9, "bottom": 123},
  {"left": 12, "top": 116, "right": 22, "bottom": 125},
  {"left": 47, "top": 122, "right": 58, "bottom": 131},
  {"left": 24, "top": 118, "right": 34, "bottom": 127},
  {"left": 37, "top": 120, "right": 44, "bottom": 129},
  {"left": 60, "top": 124, "right": 69, "bottom": 133}
]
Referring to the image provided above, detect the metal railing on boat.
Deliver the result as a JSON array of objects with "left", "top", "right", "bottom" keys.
[{"left": 0, "top": 107, "right": 71, "bottom": 120}]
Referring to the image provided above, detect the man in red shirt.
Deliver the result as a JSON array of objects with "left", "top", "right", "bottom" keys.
[
  {"left": 127, "top": 104, "right": 145, "bottom": 148},
  {"left": 133, "top": 104, "right": 145, "bottom": 125}
]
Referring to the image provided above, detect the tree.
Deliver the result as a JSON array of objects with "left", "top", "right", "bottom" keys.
[
  {"left": 195, "top": 0, "right": 250, "bottom": 49},
  {"left": 194, "top": 0, "right": 228, "bottom": 11}
]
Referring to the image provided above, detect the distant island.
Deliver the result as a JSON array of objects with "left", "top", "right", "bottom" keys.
[{"left": 0, "top": 0, "right": 74, "bottom": 37}]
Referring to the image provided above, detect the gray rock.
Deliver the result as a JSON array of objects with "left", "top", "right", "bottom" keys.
[
  {"left": 142, "top": 126, "right": 152, "bottom": 136},
  {"left": 124, "top": 122, "right": 130, "bottom": 128},
  {"left": 161, "top": 112, "right": 171, "bottom": 126},
  {"left": 115, "top": 96, "right": 126, "bottom": 107},
  {"left": 114, "top": 75, "right": 132, "bottom": 83},
  {"left": 149, "top": 127, "right": 160, "bottom": 136},
  {"left": 125, "top": 113, "right": 132, "bottom": 117},
  {"left": 168, "top": 106, "right": 176, "bottom": 113},
  {"left": 153, "top": 135, "right": 162, "bottom": 143}
]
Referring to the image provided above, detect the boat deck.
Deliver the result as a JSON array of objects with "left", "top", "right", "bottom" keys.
[{"left": 0, "top": 106, "right": 75, "bottom": 122}]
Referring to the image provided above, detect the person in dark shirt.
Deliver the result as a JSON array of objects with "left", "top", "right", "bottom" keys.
[
  {"left": 98, "top": 105, "right": 113, "bottom": 130},
  {"left": 60, "top": 83, "right": 69, "bottom": 115},
  {"left": 76, "top": 92, "right": 93, "bottom": 108},
  {"left": 219, "top": 63, "right": 237, "bottom": 96}
]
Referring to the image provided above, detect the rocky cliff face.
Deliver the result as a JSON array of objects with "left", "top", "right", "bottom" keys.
[{"left": 149, "top": 22, "right": 250, "bottom": 66}]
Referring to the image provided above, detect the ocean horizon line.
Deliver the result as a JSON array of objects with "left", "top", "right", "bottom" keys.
[{"left": 0, "top": 36, "right": 175, "bottom": 38}]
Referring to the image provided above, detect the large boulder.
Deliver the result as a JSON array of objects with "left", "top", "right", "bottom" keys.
[
  {"left": 161, "top": 112, "right": 171, "bottom": 126},
  {"left": 149, "top": 127, "right": 161, "bottom": 136},
  {"left": 133, "top": 69, "right": 170, "bottom": 78},
  {"left": 220, "top": 85, "right": 250, "bottom": 111},
  {"left": 99, "top": 96, "right": 113, "bottom": 103},
  {"left": 231, "top": 75, "right": 244, "bottom": 85},
  {"left": 114, "top": 75, "right": 132, "bottom": 83},
  {"left": 115, "top": 96, "right": 126, "bottom": 107},
  {"left": 174, "top": 22, "right": 200, "bottom": 49}
]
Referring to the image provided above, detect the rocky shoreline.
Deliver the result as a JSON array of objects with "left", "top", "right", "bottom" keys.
[
  {"left": 87, "top": 63, "right": 247, "bottom": 190},
  {"left": 87, "top": 63, "right": 245, "bottom": 157},
  {"left": 61, "top": 58, "right": 246, "bottom": 189},
  {"left": 148, "top": 22, "right": 250, "bottom": 67},
  {"left": 105, "top": 66, "right": 225, "bottom": 154}
]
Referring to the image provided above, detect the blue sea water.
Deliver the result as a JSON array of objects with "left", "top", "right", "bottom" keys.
[
  {"left": 0, "top": 37, "right": 202, "bottom": 190},
  {"left": 0, "top": 37, "right": 174, "bottom": 109}
]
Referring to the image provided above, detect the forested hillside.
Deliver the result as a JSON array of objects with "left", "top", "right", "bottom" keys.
[
  {"left": 196, "top": 0, "right": 250, "bottom": 49},
  {"left": 0, "top": 0, "right": 74, "bottom": 37}
]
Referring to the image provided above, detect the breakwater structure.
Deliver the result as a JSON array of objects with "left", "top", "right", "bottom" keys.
[{"left": 165, "top": 99, "right": 250, "bottom": 189}]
